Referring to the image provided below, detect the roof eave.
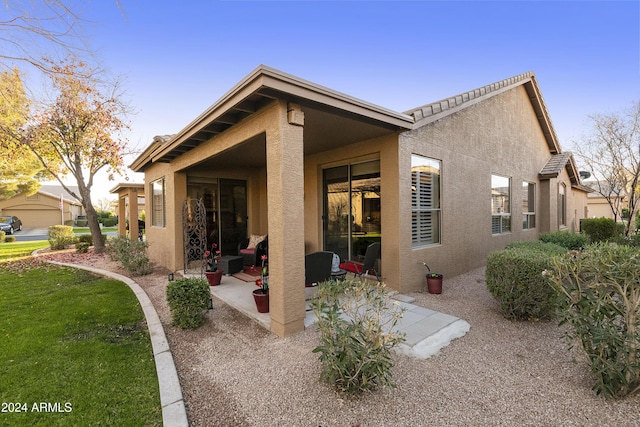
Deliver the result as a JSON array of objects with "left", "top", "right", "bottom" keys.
[{"left": 138, "top": 65, "right": 414, "bottom": 168}]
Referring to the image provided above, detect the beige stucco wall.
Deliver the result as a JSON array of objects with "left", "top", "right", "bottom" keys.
[{"left": 397, "top": 86, "right": 589, "bottom": 292}]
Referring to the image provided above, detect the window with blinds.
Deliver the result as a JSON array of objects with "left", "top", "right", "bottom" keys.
[
  {"left": 491, "top": 174, "right": 511, "bottom": 234},
  {"left": 411, "top": 155, "right": 441, "bottom": 247},
  {"left": 151, "top": 178, "right": 166, "bottom": 227}
]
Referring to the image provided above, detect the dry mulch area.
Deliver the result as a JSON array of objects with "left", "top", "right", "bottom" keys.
[{"left": 30, "top": 248, "right": 640, "bottom": 427}]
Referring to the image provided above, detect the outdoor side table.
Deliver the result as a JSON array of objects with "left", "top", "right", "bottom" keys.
[{"left": 219, "top": 255, "right": 244, "bottom": 275}]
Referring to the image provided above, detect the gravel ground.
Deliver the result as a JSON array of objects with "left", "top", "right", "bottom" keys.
[{"left": 38, "top": 249, "right": 640, "bottom": 427}]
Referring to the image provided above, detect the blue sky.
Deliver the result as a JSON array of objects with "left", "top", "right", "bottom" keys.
[{"left": 78, "top": 0, "right": 639, "bottom": 197}]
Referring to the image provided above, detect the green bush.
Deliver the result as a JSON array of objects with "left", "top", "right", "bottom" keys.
[
  {"left": 75, "top": 219, "right": 88, "bottom": 227},
  {"left": 486, "top": 243, "right": 566, "bottom": 320},
  {"left": 539, "top": 231, "right": 589, "bottom": 250},
  {"left": 310, "top": 279, "right": 406, "bottom": 395},
  {"left": 102, "top": 217, "right": 118, "bottom": 227},
  {"left": 547, "top": 243, "right": 640, "bottom": 398},
  {"left": 77, "top": 234, "right": 93, "bottom": 245},
  {"left": 105, "top": 235, "right": 153, "bottom": 276},
  {"left": 0, "top": 231, "right": 5, "bottom": 243},
  {"left": 166, "top": 277, "right": 211, "bottom": 329},
  {"left": 75, "top": 241, "right": 90, "bottom": 253},
  {"left": 581, "top": 217, "right": 617, "bottom": 243},
  {"left": 5, "top": 235, "right": 15, "bottom": 243},
  {"left": 505, "top": 240, "right": 570, "bottom": 255},
  {"left": 64, "top": 219, "right": 74, "bottom": 226},
  {"left": 48, "top": 225, "right": 77, "bottom": 250}
]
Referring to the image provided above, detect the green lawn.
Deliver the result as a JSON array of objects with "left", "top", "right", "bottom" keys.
[
  {"left": 73, "top": 227, "right": 118, "bottom": 234},
  {"left": 0, "top": 262, "right": 162, "bottom": 426},
  {"left": 0, "top": 240, "right": 50, "bottom": 261}
]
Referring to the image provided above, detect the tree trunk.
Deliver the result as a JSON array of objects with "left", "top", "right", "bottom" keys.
[{"left": 84, "top": 202, "right": 105, "bottom": 253}]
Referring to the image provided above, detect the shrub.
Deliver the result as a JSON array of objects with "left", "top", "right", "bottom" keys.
[
  {"left": 48, "top": 225, "right": 76, "bottom": 250},
  {"left": 105, "top": 235, "right": 153, "bottom": 276},
  {"left": 76, "top": 242, "right": 90, "bottom": 253},
  {"left": 102, "top": 217, "right": 118, "bottom": 227},
  {"left": 77, "top": 234, "right": 93, "bottom": 245},
  {"left": 0, "top": 231, "right": 5, "bottom": 243},
  {"left": 539, "top": 231, "right": 589, "bottom": 250},
  {"left": 166, "top": 277, "right": 211, "bottom": 329},
  {"left": 75, "top": 219, "right": 88, "bottom": 227},
  {"left": 5, "top": 235, "right": 15, "bottom": 243},
  {"left": 486, "top": 243, "right": 566, "bottom": 320},
  {"left": 581, "top": 217, "right": 617, "bottom": 243},
  {"left": 310, "top": 279, "right": 406, "bottom": 395},
  {"left": 547, "top": 243, "right": 640, "bottom": 398}
]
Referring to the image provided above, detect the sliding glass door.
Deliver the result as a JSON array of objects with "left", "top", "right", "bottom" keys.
[{"left": 323, "top": 160, "right": 381, "bottom": 262}]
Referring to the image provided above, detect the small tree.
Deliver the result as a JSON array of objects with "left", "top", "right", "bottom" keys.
[
  {"left": 24, "top": 59, "right": 130, "bottom": 253},
  {"left": 573, "top": 101, "right": 640, "bottom": 236},
  {"left": 0, "top": 68, "right": 49, "bottom": 199}
]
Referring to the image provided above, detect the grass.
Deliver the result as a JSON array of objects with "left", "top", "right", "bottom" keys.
[
  {"left": 73, "top": 227, "right": 117, "bottom": 234},
  {"left": 0, "top": 240, "right": 50, "bottom": 261},
  {"left": 0, "top": 261, "right": 162, "bottom": 426}
]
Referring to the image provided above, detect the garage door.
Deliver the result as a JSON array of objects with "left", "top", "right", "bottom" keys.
[{"left": 3, "top": 209, "right": 61, "bottom": 229}]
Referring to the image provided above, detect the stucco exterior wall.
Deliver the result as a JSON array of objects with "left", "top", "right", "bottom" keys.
[{"left": 397, "top": 86, "right": 588, "bottom": 292}]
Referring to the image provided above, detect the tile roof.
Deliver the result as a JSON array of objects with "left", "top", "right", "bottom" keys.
[
  {"left": 406, "top": 72, "right": 535, "bottom": 123},
  {"left": 539, "top": 152, "right": 573, "bottom": 178}
]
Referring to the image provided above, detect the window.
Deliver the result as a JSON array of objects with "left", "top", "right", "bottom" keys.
[
  {"left": 491, "top": 174, "right": 511, "bottom": 234},
  {"left": 522, "top": 181, "right": 535, "bottom": 230},
  {"left": 558, "top": 182, "right": 566, "bottom": 227},
  {"left": 411, "top": 155, "right": 441, "bottom": 247},
  {"left": 151, "top": 178, "right": 166, "bottom": 227}
]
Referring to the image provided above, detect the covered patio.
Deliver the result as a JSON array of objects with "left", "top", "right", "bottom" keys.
[{"left": 130, "top": 66, "right": 413, "bottom": 337}]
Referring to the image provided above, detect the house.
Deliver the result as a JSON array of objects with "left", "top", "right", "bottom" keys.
[
  {"left": 584, "top": 181, "right": 625, "bottom": 220},
  {"left": 129, "top": 66, "right": 590, "bottom": 337},
  {"left": 0, "top": 185, "right": 84, "bottom": 228}
]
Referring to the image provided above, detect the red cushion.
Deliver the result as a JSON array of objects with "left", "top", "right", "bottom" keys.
[
  {"left": 240, "top": 248, "right": 256, "bottom": 255},
  {"left": 340, "top": 261, "right": 362, "bottom": 274}
]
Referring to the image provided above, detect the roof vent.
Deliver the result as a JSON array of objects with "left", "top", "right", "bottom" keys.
[{"left": 579, "top": 171, "right": 591, "bottom": 180}]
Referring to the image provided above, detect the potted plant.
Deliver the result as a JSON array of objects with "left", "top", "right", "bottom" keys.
[
  {"left": 252, "top": 254, "right": 269, "bottom": 313},
  {"left": 422, "top": 262, "right": 443, "bottom": 294},
  {"left": 204, "top": 244, "right": 224, "bottom": 286}
]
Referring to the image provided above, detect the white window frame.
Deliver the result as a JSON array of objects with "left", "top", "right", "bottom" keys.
[
  {"left": 151, "top": 178, "right": 166, "bottom": 228},
  {"left": 522, "top": 181, "right": 536, "bottom": 230},
  {"left": 411, "top": 154, "right": 441, "bottom": 247},
  {"left": 491, "top": 174, "right": 511, "bottom": 234}
]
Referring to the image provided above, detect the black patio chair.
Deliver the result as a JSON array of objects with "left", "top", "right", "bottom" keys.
[
  {"left": 304, "top": 251, "right": 334, "bottom": 287},
  {"left": 340, "top": 242, "right": 381, "bottom": 281}
]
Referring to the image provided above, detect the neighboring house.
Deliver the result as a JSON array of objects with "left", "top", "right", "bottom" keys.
[
  {"left": 584, "top": 181, "right": 625, "bottom": 220},
  {"left": 129, "top": 65, "right": 591, "bottom": 337},
  {"left": 0, "top": 185, "right": 84, "bottom": 228},
  {"left": 110, "top": 183, "right": 145, "bottom": 238}
]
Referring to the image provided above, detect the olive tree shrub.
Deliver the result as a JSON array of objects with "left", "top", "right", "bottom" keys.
[
  {"left": 310, "top": 279, "right": 406, "bottom": 395},
  {"left": 546, "top": 243, "right": 640, "bottom": 398}
]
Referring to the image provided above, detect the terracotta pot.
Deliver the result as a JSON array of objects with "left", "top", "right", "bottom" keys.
[
  {"left": 426, "top": 274, "right": 443, "bottom": 294},
  {"left": 252, "top": 289, "right": 269, "bottom": 313},
  {"left": 205, "top": 269, "right": 224, "bottom": 286}
]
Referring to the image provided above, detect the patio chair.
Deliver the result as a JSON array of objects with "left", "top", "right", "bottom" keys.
[
  {"left": 238, "top": 235, "right": 268, "bottom": 267},
  {"left": 304, "top": 251, "right": 334, "bottom": 287},
  {"left": 340, "top": 242, "right": 381, "bottom": 281}
]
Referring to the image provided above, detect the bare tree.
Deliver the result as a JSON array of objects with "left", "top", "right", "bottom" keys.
[
  {"left": 24, "top": 59, "right": 130, "bottom": 252},
  {"left": 0, "top": 1, "right": 89, "bottom": 74},
  {"left": 572, "top": 101, "right": 640, "bottom": 235}
]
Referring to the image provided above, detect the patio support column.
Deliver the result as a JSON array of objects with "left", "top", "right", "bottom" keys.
[
  {"left": 129, "top": 188, "right": 139, "bottom": 240},
  {"left": 266, "top": 101, "right": 306, "bottom": 337},
  {"left": 117, "top": 194, "right": 127, "bottom": 237}
]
